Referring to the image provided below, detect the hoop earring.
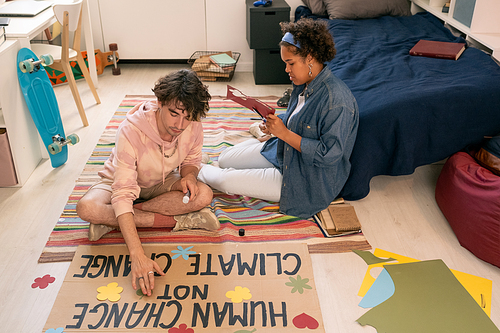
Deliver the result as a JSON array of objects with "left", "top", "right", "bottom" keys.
[{"left": 308, "top": 63, "right": 313, "bottom": 77}]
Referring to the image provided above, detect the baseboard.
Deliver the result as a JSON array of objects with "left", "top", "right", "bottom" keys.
[{"left": 117, "top": 59, "right": 253, "bottom": 73}]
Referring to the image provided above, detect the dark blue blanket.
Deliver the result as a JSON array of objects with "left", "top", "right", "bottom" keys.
[{"left": 298, "top": 9, "right": 500, "bottom": 200}]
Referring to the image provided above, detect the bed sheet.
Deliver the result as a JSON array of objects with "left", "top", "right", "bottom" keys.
[{"left": 304, "top": 11, "right": 500, "bottom": 200}]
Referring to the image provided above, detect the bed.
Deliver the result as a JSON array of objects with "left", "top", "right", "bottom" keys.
[{"left": 295, "top": 3, "right": 500, "bottom": 200}]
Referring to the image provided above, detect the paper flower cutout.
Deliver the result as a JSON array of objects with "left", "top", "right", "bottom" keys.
[
  {"left": 226, "top": 286, "right": 252, "bottom": 303},
  {"left": 45, "top": 328, "right": 65, "bottom": 333},
  {"left": 168, "top": 323, "right": 194, "bottom": 333},
  {"left": 171, "top": 245, "right": 196, "bottom": 260},
  {"left": 31, "top": 274, "right": 56, "bottom": 289},
  {"left": 285, "top": 275, "right": 312, "bottom": 294},
  {"left": 136, "top": 288, "right": 145, "bottom": 300},
  {"left": 97, "top": 282, "right": 124, "bottom": 302}
]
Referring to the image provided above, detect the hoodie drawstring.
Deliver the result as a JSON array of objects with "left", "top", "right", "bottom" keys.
[{"left": 162, "top": 142, "right": 165, "bottom": 184}]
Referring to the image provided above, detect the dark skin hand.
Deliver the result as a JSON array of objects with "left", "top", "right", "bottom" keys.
[{"left": 259, "top": 114, "right": 302, "bottom": 152}]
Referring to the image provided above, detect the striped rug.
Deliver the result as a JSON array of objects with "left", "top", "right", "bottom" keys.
[{"left": 39, "top": 95, "right": 371, "bottom": 263}]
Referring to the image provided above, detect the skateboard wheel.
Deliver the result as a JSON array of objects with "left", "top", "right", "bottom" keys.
[
  {"left": 67, "top": 133, "right": 80, "bottom": 145},
  {"left": 48, "top": 142, "right": 62, "bottom": 155},
  {"left": 109, "top": 43, "right": 118, "bottom": 51},
  {"left": 40, "top": 54, "right": 54, "bottom": 66},
  {"left": 112, "top": 67, "right": 121, "bottom": 75},
  {"left": 19, "top": 59, "right": 34, "bottom": 73}
]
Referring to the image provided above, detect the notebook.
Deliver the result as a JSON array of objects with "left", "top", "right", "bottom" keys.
[
  {"left": 209, "top": 53, "right": 236, "bottom": 68},
  {"left": 0, "top": 1, "right": 52, "bottom": 17}
]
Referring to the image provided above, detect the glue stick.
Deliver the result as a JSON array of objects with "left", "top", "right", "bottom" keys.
[{"left": 183, "top": 190, "right": 191, "bottom": 204}]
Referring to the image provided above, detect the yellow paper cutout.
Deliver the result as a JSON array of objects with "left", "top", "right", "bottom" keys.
[
  {"left": 358, "top": 248, "right": 492, "bottom": 316},
  {"left": 452, "top": 269, "right": 492, "bottom": 316},
  {"left": 96, "top": 282, "right": 124, "bottom": 302},
  {"left": 225, "top": 286, "right": 252, "bottom": 303},
  {"left": 358, "top": 249, "right": 418, "bottom": 296}
]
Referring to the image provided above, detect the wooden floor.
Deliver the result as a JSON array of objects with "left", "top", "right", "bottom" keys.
[{"left": 1, "top": 64, "right": 498, "bottom": 332}]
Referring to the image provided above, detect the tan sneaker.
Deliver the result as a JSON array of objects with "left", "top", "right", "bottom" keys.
[
  {"left": 173, "top": 207, "right": 220, "bottom": 231},
  {"left": 88, "top": 223, "right": 115, "bottom": 241}
]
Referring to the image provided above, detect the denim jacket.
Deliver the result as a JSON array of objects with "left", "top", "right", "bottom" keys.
[{"left": 261, "top": 67, "right": 359, "bottom": 218}]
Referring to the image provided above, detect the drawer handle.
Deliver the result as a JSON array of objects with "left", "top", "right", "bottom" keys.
[{"left": 265, "top": 11, "right": 276, "bottom": 15}]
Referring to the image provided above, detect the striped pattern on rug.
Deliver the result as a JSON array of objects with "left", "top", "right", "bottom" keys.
[{"left": 39, "top": 95, "right": 371, "bottom": 263}]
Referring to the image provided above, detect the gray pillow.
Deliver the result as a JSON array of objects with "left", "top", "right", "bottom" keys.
[
  {"left": 301, "top": 0, "right": 328, "bottom": 16},
  {"left": 324, "top": 0, "right": 411, "bottom": 19}
]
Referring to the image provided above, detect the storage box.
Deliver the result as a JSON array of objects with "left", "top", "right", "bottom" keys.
[
  {"left": 0, "top": 128, "right": 18, "bottom": 186},
  {"left": 246, "top": 0, "right": 291, "bottom": 49},
  {"left": 188, "top": 51, "right": 240, "bottom": 82},
  {"left": 253, "top": 49, "right": 290, "bottom": 85}
]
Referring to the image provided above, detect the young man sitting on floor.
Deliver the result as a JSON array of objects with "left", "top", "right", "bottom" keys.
[{"left": 76, "top": 69, "right": 219, "bottom": 296}]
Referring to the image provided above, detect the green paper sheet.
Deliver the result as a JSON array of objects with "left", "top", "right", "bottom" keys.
[
  {"left": 357, "top": 260, "right": 500, "bottom": 333},
  {"left": 352, "top": 249, "right": 396, "bottom": 265}
]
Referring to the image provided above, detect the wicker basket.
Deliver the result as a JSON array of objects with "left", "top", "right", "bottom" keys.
[{"left": 188, "top": 51, "right": 240, "bottom": 82}]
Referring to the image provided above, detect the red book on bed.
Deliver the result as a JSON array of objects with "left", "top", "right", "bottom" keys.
[{"left": 409, "top": 40, "right": 466, "bottom": 60}]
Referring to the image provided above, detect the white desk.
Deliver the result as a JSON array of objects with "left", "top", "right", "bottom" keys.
[
  {"left": 0, "top": 0, "right": 97, "bottom": 186},
  {"left": 3, "top": 4, "right": 57, "bottom": 43},
  {"left": 3, "top": 0, "right": 98, "bottom": 84}
]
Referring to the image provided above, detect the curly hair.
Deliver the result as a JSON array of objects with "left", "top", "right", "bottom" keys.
[
  {"left": 279, "top": 18, "right": 336, "bottom": 63},
  {"left": 152, "top": 69, "right": 211, "bottom": 121}
]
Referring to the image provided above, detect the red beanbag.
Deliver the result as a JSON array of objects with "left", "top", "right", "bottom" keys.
[{"left": 435, "top": 152, "right": 500, "bottom": 268}]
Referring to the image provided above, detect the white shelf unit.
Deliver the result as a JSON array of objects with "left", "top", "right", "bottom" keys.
[
  {"left": 0, "top": 39, "right": 43, "bottom": 186},
  {"left": 411, "top": 0, "right": 500, "bottom": 60}
]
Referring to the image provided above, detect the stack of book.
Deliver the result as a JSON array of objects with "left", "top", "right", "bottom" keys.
[
  {"left": 190, "top": 51, "right": 237, "bottom": 82},
  {"left": 314, "top": 199, "right": 362, "bottom": 237}
]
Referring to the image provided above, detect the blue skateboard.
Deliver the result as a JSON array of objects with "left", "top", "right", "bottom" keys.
[{"left": 17, "top": 47, "right": 79, "bottom": 168}]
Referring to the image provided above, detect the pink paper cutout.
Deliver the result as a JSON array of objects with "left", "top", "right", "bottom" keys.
[
  {"left": 226, "top": 85, "right": 275, "bottom": 119},
  {"left": 168, "top": 323, "right": 194, "bottom": 333}
]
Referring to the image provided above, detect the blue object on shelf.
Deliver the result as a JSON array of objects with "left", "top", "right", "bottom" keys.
[{"left": 253, "top": 0, "right": 272, "bottom": 7}]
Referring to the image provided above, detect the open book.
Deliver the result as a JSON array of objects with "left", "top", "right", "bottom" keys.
[{"left": 226, "top": 85, "right": 275, "bottom": 119}]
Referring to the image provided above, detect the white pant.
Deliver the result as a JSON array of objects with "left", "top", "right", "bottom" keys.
[{"left": 198, "top": 139, "right": 282, "bottom": 202}]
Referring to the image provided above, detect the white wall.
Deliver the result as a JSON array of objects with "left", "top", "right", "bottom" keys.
[
  {"left": 87, "top": 0, "right": 305, "bottom": 72},
  {"left": 207, "top": 0, "right": 302, "bottom": 72}
]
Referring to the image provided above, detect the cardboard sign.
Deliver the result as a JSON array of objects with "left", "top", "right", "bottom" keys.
[{"left": 44, "top": 243, "right": 324, "bottom": 332}]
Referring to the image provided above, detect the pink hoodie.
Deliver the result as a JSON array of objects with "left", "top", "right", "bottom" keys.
[{"left": 98, "top": 101, "right": 203, "bottom": 218}]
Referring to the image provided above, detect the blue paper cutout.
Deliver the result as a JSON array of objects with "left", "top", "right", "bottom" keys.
[{"left": 359, "top": 268, "right": 395, "bottom": 308}]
